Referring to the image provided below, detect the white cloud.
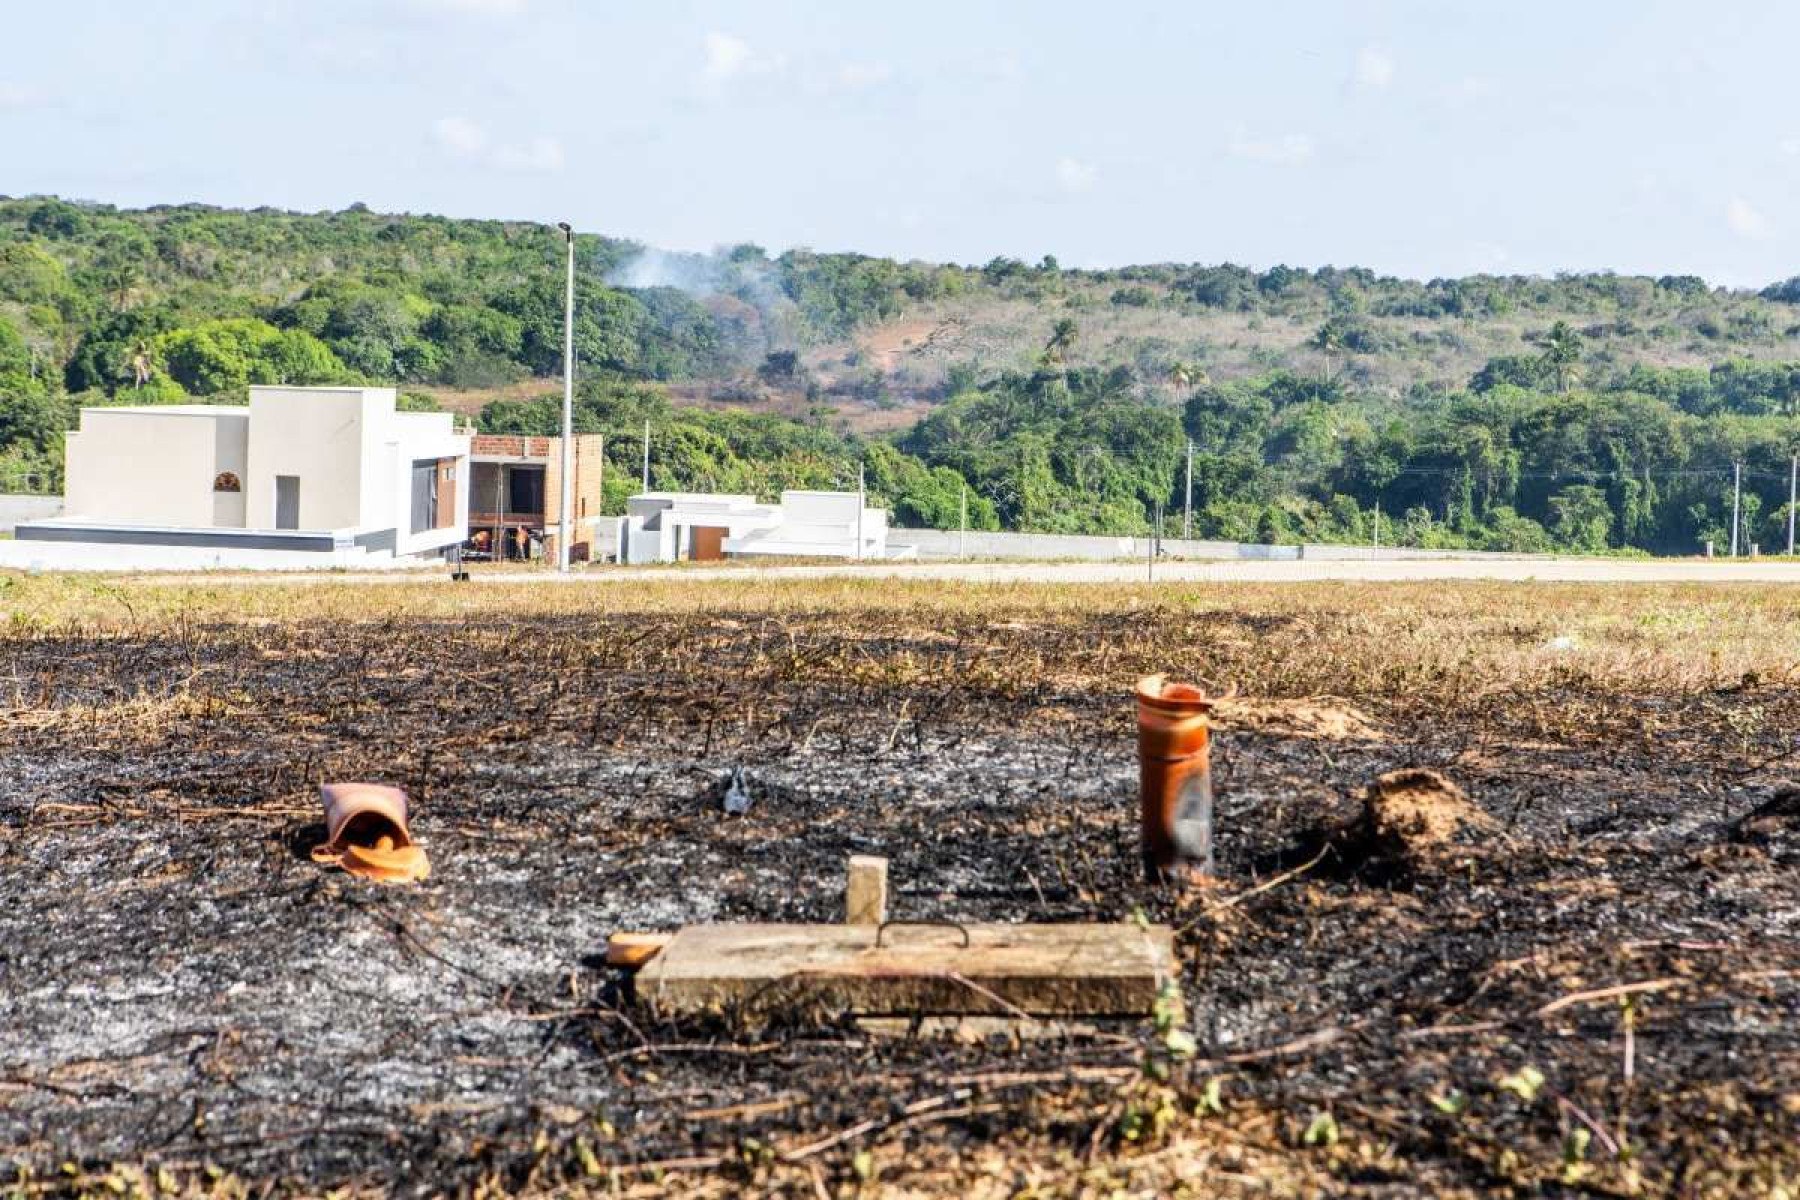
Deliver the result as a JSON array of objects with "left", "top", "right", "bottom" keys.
[
  {"left": 1228, "top": 130, "right": 1314, "bottom": 166},
  {"left": 432, "top": 116, "right": 563, "bottom": 173},
  {"left": 1727, "top": 196, "right": 1772, "bottom": 240},
  {"left": 1055, "top": 156, "right": 1098, "bottom": 193},
  {"left": 432, "top": 115, "right": 488, "bottom": 158},
  {"left": 1353, "top": 45, "right": 1395, "bottom": 90},
  {"left": 1782, "top": 137, "right": 1800, "bottom": 157},
  {"left": 702, "top": 31, "right": 788, "bottom": 82},
  {"left": 696, "top": 31, "right": 789, "bottom": 95},
  {"left": 702, "top": 31, "right": 753, "bottom": 80}
]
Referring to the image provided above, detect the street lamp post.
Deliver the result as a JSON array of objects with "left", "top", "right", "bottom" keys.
[{"left": 556, "top": 222, "right": 575, "bottom": 573}]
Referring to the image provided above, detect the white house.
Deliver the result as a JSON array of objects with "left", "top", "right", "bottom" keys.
[
  {"left": 616, "top": 489, "right": 908, "bottom": 563},
  {"left": 11, "top": 386, "right": 470, "bottom": 570}
]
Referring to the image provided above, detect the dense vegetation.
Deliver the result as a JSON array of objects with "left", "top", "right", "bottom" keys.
[{"left": 4, "top": 195, "right": 1800, "bottom": 551}]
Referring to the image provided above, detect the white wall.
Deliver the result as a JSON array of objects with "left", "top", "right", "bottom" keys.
[
  {"left": 0, "top": 495, "right": 63, "bottom": 532},
  {"left": 65, "top": 408, "right": 248, "bottom": 527},
  {"left": 212, "top": 413, "right": 247, "bottom": 526},
  {"left": 50, "top": 388, "right": 467, "bottom": 559},
  {"left": 244, "top": 387, "right": 376, "bottom": 530},
  {"left": 385, "top": 412, "right": 469, "bottom": 557}
]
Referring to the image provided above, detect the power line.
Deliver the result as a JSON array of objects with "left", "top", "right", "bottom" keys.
[{"left": 1384, "top": 464, "right": 1771, "bottom": 483}]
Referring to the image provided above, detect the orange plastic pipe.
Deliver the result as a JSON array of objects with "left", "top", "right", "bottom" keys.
[
  {"left": 1136, "top": 674, "right": 1215, "bottom": 884},
  {"left": 310, "top": 782, "right": 431, "bottom": 884}
]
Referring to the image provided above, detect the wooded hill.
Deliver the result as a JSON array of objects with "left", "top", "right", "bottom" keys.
[{"left": 5, "top": 195, "right": 1800, "bottom": 551}]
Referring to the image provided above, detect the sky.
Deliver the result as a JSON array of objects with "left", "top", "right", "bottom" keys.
[{"left": 4, "top": 0, "right": 1798, "bottom": 286}]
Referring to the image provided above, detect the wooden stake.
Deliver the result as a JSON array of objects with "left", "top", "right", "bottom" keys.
[{"left": 846, "top": 855, "right": 888, "bottom": 925}]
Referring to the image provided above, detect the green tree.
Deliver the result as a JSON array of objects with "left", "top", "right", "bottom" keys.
[
  {"left": 155, "top": 319, "right": 349, "bottom": 394},
  {"left": 1548, "top": 483, "right": 1612, "bottom": 552},
  {"left": 1042, "top": 317, "right": 1079, "bottom": 367},
  {"left": 1540, "top": 321, "right": 1582, "bottom": 394},
  {"left": 1310, "top": 321, "right": 1344, "bottom": 382}
]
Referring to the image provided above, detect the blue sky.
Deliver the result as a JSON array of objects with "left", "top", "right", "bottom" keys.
[{"left": 4, "top": 0, "right": 1797, "bottom": 285}]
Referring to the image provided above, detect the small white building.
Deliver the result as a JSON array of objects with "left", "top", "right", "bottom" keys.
[
  {"left": 616, "top": 489, "right": 908, "bottom": 563},
  {"left": 11, "top": 386, "right": 470, "bottom": 570}
]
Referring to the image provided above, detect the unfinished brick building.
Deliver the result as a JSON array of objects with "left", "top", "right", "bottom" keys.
[{"left": 466, "top": 433, "right": 606, "bottom": 562}]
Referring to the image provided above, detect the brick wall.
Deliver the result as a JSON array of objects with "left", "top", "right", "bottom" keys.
[
  {"left": 541, "top": 434, "right": 607, "bottom": 560},
  {"left": 470, "top": 434, "right": 554, "bottom": 459}
]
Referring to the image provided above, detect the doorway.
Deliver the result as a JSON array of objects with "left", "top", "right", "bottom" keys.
[
  {"left": 689, "top": 525, "right": 727, "bottom": 561},
  {"left": 274, "top": 475, "right": 300, "bottom": 530}
]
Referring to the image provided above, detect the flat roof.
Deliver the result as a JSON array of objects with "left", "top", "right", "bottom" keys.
[
  {"left": 249, "top": 385, "right": 393, "bottom": 394},
  {"left": 635, "top": 491, "right": 760, "bottom": 502},
  {"left": 81, "top": 404, "right": 249, "bottom": 417}
]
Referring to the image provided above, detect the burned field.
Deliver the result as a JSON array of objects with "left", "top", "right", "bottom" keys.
[{"left": 2, "top": 577, "right": 1798, "bottom": 1197}]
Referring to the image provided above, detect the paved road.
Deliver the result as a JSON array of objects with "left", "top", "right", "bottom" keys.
[{"left": 137, "top": 556, "right": 1800, "bottom": 586}]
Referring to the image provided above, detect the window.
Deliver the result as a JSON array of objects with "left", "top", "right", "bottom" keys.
[
  {"left": 410, "top": 459, "right": 438, "bottom": 535},
  {"left": 213, "top": 471, "right": 242, "bottom": 493}
]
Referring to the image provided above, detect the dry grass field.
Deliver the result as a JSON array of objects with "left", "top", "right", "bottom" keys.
[{"left": 2, "top": 575, "right": 1798, "bottom": 1197}]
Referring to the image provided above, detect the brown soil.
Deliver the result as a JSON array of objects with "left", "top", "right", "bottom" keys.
[
  {"left": 1338, "top": 767, "right": 1496, "bottom": 876},
  {"left": 1210, "top": 696, "right": 1385, "bottom": 742}
]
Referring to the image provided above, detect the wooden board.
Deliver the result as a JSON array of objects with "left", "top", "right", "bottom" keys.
[
  {"left": 845, "top": 856, "right": 888, "bottom": 924},
  {"left": 635, "top": 923, "right": 1175, "bottom": 1020}
]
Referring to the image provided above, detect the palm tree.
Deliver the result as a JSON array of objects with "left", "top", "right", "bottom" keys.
[
  {"left": 1042, "top": 318, "right": 1078, "bottom": 367},
  {"left": 1541, "top": 320, "right": 1582, "bottom": 394},
  {"left": 102, "top": 260, "right": 140, "bottom": 311},
  {"left": 1310, "top": 322, "right": 1344, "bottom": 382},
  {"left": 124, "top": 340, "right": 153, "bottom": 390},
  {"left": 1167, "top": 361, "right": 1207, "bottom": 393}
]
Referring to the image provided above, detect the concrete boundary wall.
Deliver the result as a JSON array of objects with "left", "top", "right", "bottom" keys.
[
  {"left": 0, "top": 495, "right": 62, "bottom": 533},
  {"left": 895, "top": 528, "right": 1557, "bottom": 564},
  {"left": 18, "top": 523, "right": 340, "bottom": 552},
  {"left": 900, "top": 529, "right": 1266, "bottom": 561},
  {"left": 0, "top": 541, "right": 433, "bottom": 573}
]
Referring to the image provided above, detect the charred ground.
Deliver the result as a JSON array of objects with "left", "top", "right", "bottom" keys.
[{"left": 1, "top": 578, "right": 1797, "bottom": 1197}]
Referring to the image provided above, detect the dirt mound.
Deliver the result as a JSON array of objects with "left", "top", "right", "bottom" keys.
[
  {"left": 1339, "top": 768, "right": 1494, "bottom": 871},
  {"left": 1733, "top": 785, "right": 1800, "bottom": 842},
  {"left": 1210, "top": 696, "right": 1384, "bottom": 742}
]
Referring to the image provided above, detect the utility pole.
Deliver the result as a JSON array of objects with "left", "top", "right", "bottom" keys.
[
  {"left": 1731, "top": 461, "right": 1743, "bottom": 558},
  {"left": 959, "top": 481, "right": 967, "bottom": 559},
  {"left": 1788, "top": 454, "right": 1796, "bottom": 556},
  {"left": 556, "top": 222, "right": 575, "bottom": 572},
  {"left": 855, "top": 461, "right": 865, "bottom": 561},
  {"left": 641, "top": 419, "right": 650, "bottom": 491},
  {"left": 1373, "top": 500, "right": 1380, "bottom": 549},
  {"left": 1148, "top": 500, "right": 1162, "bottom": 582},
  {"left": 1183, "top": 438, "right": 1193, "bottom": 540}
]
